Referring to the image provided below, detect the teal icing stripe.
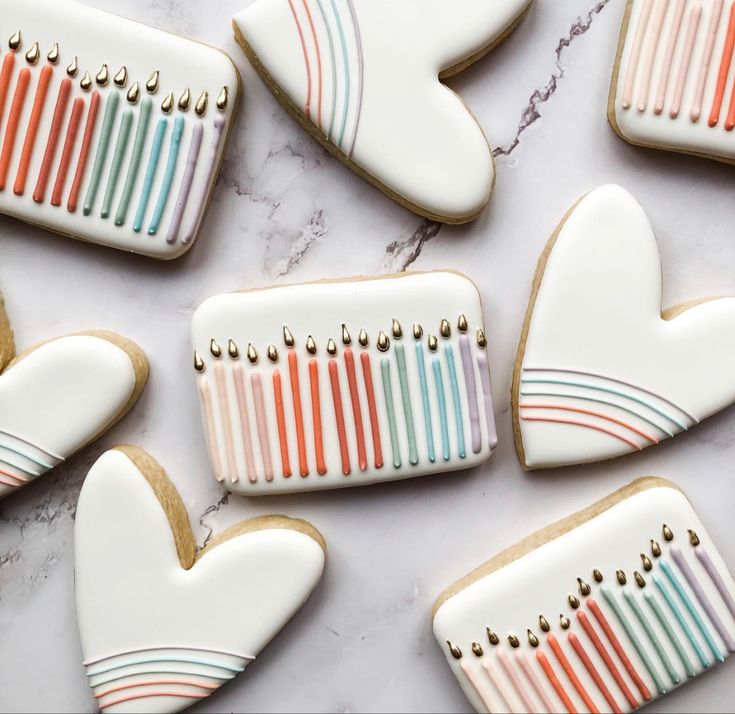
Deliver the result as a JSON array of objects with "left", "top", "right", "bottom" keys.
[
  {"left": 86, "top": 655, "right": 245, "bottom": 677},
  {"left": 644, "top": 589, "right": 697, "bottom": 678},
  {"left": 623, "top": 589, "right": 680, "bottom": 685},
  {"left": 380, "top": 358, "right": 401, "bottom": 469},
  {"left": 329, "top": 0, "right": 350, "bottom": 149},
  {"left": 89, "top": 667, "right": 233, "bottom": 689},
  {"left": 148, "top": 115, "right": 185, "bottom": 235},
  {"left": 83, "top": 91, "right": 120, "bottom": 216},
  {"left": 0, "top": 441, "right": 55, "bottom": 470},
  {"left": 521, "top": 378, "right": 686, "bottom": 430},
  {"left": 432, "top": 359, "right": 450, "bottom": 461},
  {"left": 444, "top": 344, "right": 466, "bottom": 459},
  {"left": 415, "top": 343, "right": 435, "bottom": 463},
  {"left": 653, "top": 572, "right": 711, "bottom": 669},
  {"left": 601, "top": 586, "right": 668, "bottom": 695},
  {"left": 101, "top": 109, "right": 133, "bottom": 219},
  {"left": 133, "top": 117, "right": 168, "bottom": 232},
  {"left": 660, "top": 558, "right": 724, "bottom": 663},
  {"left": 115, "top": 98, "right": 152, "bottom": 226},
  {"left": 395, "top": 344, "right": 418, "bottom": 465},
  {"left": 314, "top": 0, "right": 338, "bottom": 138}
]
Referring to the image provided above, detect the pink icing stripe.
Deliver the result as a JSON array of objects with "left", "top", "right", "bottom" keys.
[
  {"left": 0, "top": 467, "right": 29, "bottom": 483},
  {"left": 250, "top": 372, "right": 274, "bottom": 482},
  {"left": 622, "top": 0, "right": 655, "bottom": 109},
  {"left": 214, "top": 363, "right": 238, "bottom": 483},
  {"left": 98, "top": 690, "right": 207, "bottom": 710},
  {"left": 232, "top": 364, "right": 258, "bottom": 484},
  {"left": 0, "top": 474, "right": 22, "bottom": 487},
  {"left": 691, "top": 0, "right": 724, "bottom": 121},
  {"left": 301, "top": 0, "right": 323, "bottom": 128},
  {"left": 671, "top": 3, "right": 703, "bottom": 118},
  {"left": 637, "top": 0, "right": 670, "bottom": 112},
  {"left": 288, "top": 0, "right": 313, "bottom": 121},
  {"left": 521, "top": 416, "right": 642, "bottom": 451},
  {"left": 198, "top": 378, "right": 224, "bottom": 483},
  {"left": 497, "top": 648, "right": 538, "bottom": 713},
  {"left": 94, "top": 679, "right": 218, "bottom": 699},
  {"left": 482, "top": 657, "right": 521, "bottom": 714},
  {"left": 460, "top": 660, "right": 497, "bottom": 713},
  {"left": 516, "top": 651, "right": 558, "bottom": 714},
  {"left": 655, "top": 0, "right": 687, "bottom": 113}
]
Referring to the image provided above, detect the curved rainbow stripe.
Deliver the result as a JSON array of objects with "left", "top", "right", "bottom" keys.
[{"left": 0, "top": 429, "right": 63, "bottom": 490}]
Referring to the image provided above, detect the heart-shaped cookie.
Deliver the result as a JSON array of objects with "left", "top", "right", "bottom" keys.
[
  {"left": 233, "top": 0, "right": 532, "bottom": 223},
  {"left": 0, "top": 297, "right": 147, "bottom": 498},
  {"left": 74, "top": 446, "right": 326, "bottom": 713},
  {"left": 512, "top": 185, "right": 735, "bottom": 469}
]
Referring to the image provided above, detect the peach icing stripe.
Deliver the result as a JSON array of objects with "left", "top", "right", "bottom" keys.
[
  {"left": 302, "top": 0, "right": 323, "bottom": 128},
  {"left": 521, "top": 416, "right": 642, "bottom": 450},
  {"left": 497, "top": 648, "right": 538, "bottom": 713},
  {"left": 0, "top": 474, "right": 23, "bottom": 487},
  {"left": 198, "top": 378, "right": 224, "bottom": 483},
  {"left": 691, "top": 0, "right": 723, "bottom": 120},
  {"left": 288, "top": 0, "right": 313, "bottom": 120},
  {"left": 623, "top": 0, "right": 655, "bottom": 108},
  {"left": 13, "top": 64, "right": 52, "bottom": 195},
  {"left": 51, "top": 96, "right": 84, "bottom": 206},
  {"left": 568, "top": 633, "right": 622, "bottom": 714},
  {"left": 670, "top": 3, "right": 703, "bottom": 117},
  {"left": 344, "top": 348, "right": 367, "bottom": 471},
  {"left": 460, "top": 660, "right": 497, "bottom": 713},
  {"left": 288, "top": 351, "right": 310, "bottom": 477},
  {"left": 536, "top": 649, "right": 576, "bottom": 714},
  {"left": 33, "top": 77, "right": 72, "bottom": 203},
  {"left": 94, "top": 679, "right": 218, "bottom": 699},
  {"left": 0, "top": 467, "right": 29, "bottom": 483},
  {"left": 67, "top": 90, "right": 100, "bottom": 212},
  {"left": 250, "top": 372, "right": 274, "bottom": 482},
  {"left": 97, "top": 690, "right": 207, "bottom": 710},
  {"left": 328, "top": 359, "right": 351, "bottom": 475},
  {"left": 214, "top": 363, "right": 238, "bottom": 483},
  {"left": 308, "top": 359, "right": 327, "bottom": 475},
  {"left": 232, "top": 365, "right": 257, "bottom": 484},
  {"left": 0, "top": 52, "right": 16, "bottom": 135},
  {"left": 0, "top": 67, "right": 30, "bottom": 190},
  {"left": 482, "top": 657, "right": 520, "bottom": 714},
  {"left": 548, "top": 634, "right": 600, "bottom": 714},
  {"left": 637, "top": 0, "right": 670, "bottom": 111},
  {"left": 516, "top": 651, "right": 557, "bottom": 713},
  {"left": 708, "top": 0, "right": 735, "bottom": 126},
  {"left": 360, "top": 352, "right": 384, "bottom": 469},
  {"left": 273, "top": 370, "right": 293, "bottom": 478},
  {"left": 655, "top": 0, "right": 687, "bottom": 113}
]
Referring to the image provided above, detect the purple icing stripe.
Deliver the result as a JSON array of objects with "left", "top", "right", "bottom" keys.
[
  {"left": 167, "top": 121, "right": 204, "bottom": 244},
  {"left": 459, "top": 335, "right": 481, "bottom": 454},
  {"left": 695, "top": 546, "right": 735, "bottom": 621},
  {"left": 671, "top": 546, "right": 735, "bottom": 653},
  {"left": 477, "top": 351, "right": 498, "bottom": 451},
  {"left": 344, "top": 0, "right": 364, "bottom": 158}
]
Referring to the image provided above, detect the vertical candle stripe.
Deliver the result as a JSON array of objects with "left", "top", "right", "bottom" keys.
[
  {"left": 709, "top": 0, "right": 735, "bottom": 126},
  {"left": 660, "top": 557, "right": 724, "bottom": 662},
  {"left": 232, "top": 364, "right": 257, "bottom": 484},
  {"left": 380, "top": 358, "right": 401, "bottom": 469},
  {"left": 652, "top": 571, "right": 711, "bottom": 668},
  {"left": 481, "top": 657, "right": 520, "bottom": 714},
  {"left": 100, "top": 108, "right": 133, "bottom": 218},
  {"left": 460, "top": 660, "right": 497, "bottom": 714},
  {"left": 133, "top": 117, "right": 167, "bottom": 232},
  {"left": 516, "top": 650, "right": 557, "bottom": 713},
  {"left": 83, "top": 91, "right": 120, "bottom": 215},
  {"left": 148, "top": 114, "right": 185, "bottom": 235},
  {"left": 622, "top": 0, "right": 655, "bottom": 108},
  {"left": 308, "top": 359, "right": 327, "bottom": 475},
  {"left": 167, "top": 120, "right": 203, "bottom": 244},
  {"left": 395, "top": 344, "right": 418, "bottom": 465},
  {"left": 637, "top": 0, "right": 669, "bottom": 112},
  {"left": 643, "top": 589, "right": 696, "bottom": 678},
  {"left": 198, "top": 377, "right": 224, "bottom": 483},
  {"left": 432, "top": 358, "right": 450, "bottom": 461},
  {"left": 288, "top": 350, "right": 310, "bottom": 477},
  {"left": 273, "top": 370, "right": 293, "bottom": 478},
  {"left": 0, "top": 52, "right": 16, "bottom": 134},
  {"left": 33, "top": 77, "right": 71, "bottom": 203},
  {"left": 600, "top": 586, "right": 667, "bottom": 694},
  {"left": 0, "top": 68, "right": 30, "bottom": 190},
  {"left": 115, "top": 98, "right": 152, "bottom": 226},
  {"left": 360, "top": 352, "right": 384, "bottom": 469},
  {"left": 670, "top": 3, "right": 703, "bottom": 118},
  {"left": 477, "top": 350, "right": 498, "bottom": 451},
  {"left": 67, "top": 90, "right": 100, "bottom": 212},
  {"left": 328, "top": 359, "right": 351, "bottom": 475},
  {"left": 496, "top": 649, "right": 537, "bottom": 713},
  {"left": 444, "top": 344, "right": 466, "bottom": 459},
  {"left": 14, "top": 64, "right": 52, "bottom": 196},
  {"left": 548, "top": 634, "right": 600, "bottom": 713},
  {"left": 250, "top": 372, "right": 274, "bottom": 482},
  {"left": 655, "top": 0, "right": 687, "bottom": 114},
  {"left": 568, "top": 633, "right": 621, "bottom": 714},
  {"left": 459, "top": 334, "right": 481, "bottom": 454},
  {"left": 587, "top": 598, "right": 652, "bottom": 701},
  {"left": 51, "top": 97, "right": 84, "bottom": 206},
  {"left": 344, "top": 348, "right": 367, "bottom": 471},
  {"left": 670, "top": 547, "right": 735, "bottom": 652},
  {"left": 536, "top": 650, "right": 576, "bottom": 714},
  {"left": 415, "top": 342, "right": 435, "bottom": 463},
  {"left": 691, "top": 0, "right": 723, "bottom": 121},
  {"left": 214, "top": 363, "right": 238, "bottom": 483},
  {"left": 622, "top": 588, "right": 680, "bottom": 684},
  {"left": 695, "top": 546, "right": 735, "bottom": 620}
]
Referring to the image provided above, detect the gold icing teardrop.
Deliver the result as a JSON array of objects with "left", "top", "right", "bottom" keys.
[
  {"left": 577, "top": 578, "right": 591, "bottom": 597},
  {"left": 216, "top": 85, "right": 229, "bottom": 111},
  {"left": 247, "top": 343, "right": 258, "bottom": 364},
  {"left": 161, "top": 92, "right": 174, "bottom": 114},
  {"left": 440, "top": 319, "right": 451, "bottom": 338},
  {"left": 476, "top": 328, "right": 487, "bottom": 348},
  {"left": 568, "top": 595, "right": 580, "bottom": 609},
  {"left": 127, "top": 82, "right": 140, "bottom": 104},
  {"left": 486, "top": 628, "right": 499, "bottom": 646},
  {"left": 593, "top": 569, "right": 604, "bottom": 583},
  {"left": 651, "top": 539, "right": 662, "bottom": 558},
  {"left": 641, "top": 554, "right": 653, "bottom": 572},
  {"left": 527, "top": 629, "right": 540, "bottom": 647},
  {"left": 146, "top": 70, "right": 159, "bottom": 94},
  {"left": 392, "top": 318, "right": 403, "bottom": 339},
  {"left": 616, "top": 570, "right": 627, "bottom": 586},
  {"left": 358, "top": 329, "right": 368, "bottom": 347},
  {"left": 306, "top": 336, "right": 317, "bottom": 355},
  {"left": 327, "top": 338, "right": 338, "bottom": 356},
  {"left": 209, "top": 339, "right": 222, "bottom": 358},
  {"left": 377, "top": 331, "right": 390, "bottom": 352},
  {"left": 228, "top": 339, "right": 239, "bottom": 360},
  {"left": 80, "top": 71, "right": 92, "bottom": 91},
  {"left": 283, "top": 325, "right": 295, "bottom": 347},
  {"left": 195, "top": 91, "right": 208, "bottom": 116},
  {"left": 66, "top": 56, "right": 78, "bottom": 77},
  {"left": 559, "top": 614, "right": 571, "bottom": 630},
  {"left": 267, "top": 345, "right": 279, "bottom": 362},
  {"left": 178, "top": 88, "right": 191, "bottom": 111},
  {"left": 341, "top": 324, "right": 351, "bottom": 345},
  {"left": 539, "top": 615, "right": 550, "bottom": 633},
  {"left": 113, "top": 65, "right": 128, "bottom": 87},
  {"left": 447, "top": 641, "right": 462, "bottom": 660},
  {"left": 458, "top": 314, "right": 468, "bottom": 333},
  {"left": 428, "top": 335, "right": 438, "bottom": 352},
  {"left": 95, "top": 63, "right": 109, "bottom": 86},
  {"left": 663, "top": 524, "right": 674, "bottom": 542},
  {"left": 634, "top": 571, "right": 646, "bottom": 589},
  {"left": 508, "top": 634, "right": 520, "bottom": 649},
  {"left": 47, "top": 43, "right": 60, "bottom": 65},
  {"left": 193, "top": 351, "right": 205, "bottom": 373},
  {"left": 8, "top": 31, "right": 21, "bottom": 52},
  {"left": 688, "top": 529, "right": 700, "bottom": 547},
  {"left": 25, "top": 42, "right": 40, "bottom": 65},
  {"left": 471, "top": 642, "right": 483, "bottom": 657},
  {"left": 413, "top": 323, "right": 423, "bottom": 340}
]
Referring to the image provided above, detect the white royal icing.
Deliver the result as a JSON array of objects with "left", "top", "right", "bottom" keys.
[
  {"left": 233, "top": 0, "right": 531, "bottom": 222},
  {"left": 0, "top": 0, "right": 238, "bottom": 259},
  {"left": 0, "top": 334, "right": 140, "bottom": 499},
  {"left": 515, "top": 185, "right": 735, "bottom": 469},
  {"left": 191, "top": 271, "right": 498, "bottom": 494},
  {"left": 433, "top": 481, "right": 735, "bottom": 713},
  {"left": 74, "top": 448, "right": 326, "bottom": 714}
]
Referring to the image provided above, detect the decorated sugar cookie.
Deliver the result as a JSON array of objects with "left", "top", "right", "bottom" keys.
[
  {"left": 191, "top": 271, "right": 498, "bottom": 494},
  {"left": 74, "top": 446, "right": 326, "bottom": 714},
  {"left": 233, "top": 0, "right": 532, "bottom": 223},
  {"left": 0, "top": 295, "right": 147, "bottom": 499},
  {"left": 610, "top": 0, "right": 735, "bottom": 164},
  {"left": 0, "top": 0, "right": 239, "bottom": 259},
  {"left": 512, "top": 185, "right": 735, "bottom": 470},
  {"left": 433, "top": 478, "right": 735, "bottom": 713}
]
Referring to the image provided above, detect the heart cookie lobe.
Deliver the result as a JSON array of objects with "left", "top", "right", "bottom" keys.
[
  {"left": 233, "top": 0, "right": 532, "bottom": 223},
  {"left": 74, "top": 447, "right": 326, "bottom": 713},
  {"left": 513, "top": 185, "right": 735, "bottom": 469}
]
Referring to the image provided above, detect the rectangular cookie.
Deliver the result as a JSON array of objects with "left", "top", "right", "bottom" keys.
[
  {"left": 609, "top": 0, "right": 735, "bottom": 164},
  {"left": 191, "top": 271, "right": 498, "bottom": 494},
  {"left": 433, "top": 478, "right": 735, "bottom": 713},
  {"left": 0, "top": 0, "right": 238, "bottom": 259}
]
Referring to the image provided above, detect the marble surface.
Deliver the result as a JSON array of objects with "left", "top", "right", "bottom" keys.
[{"left": 1, "top": 0, "right": 734, "bottom": 711}]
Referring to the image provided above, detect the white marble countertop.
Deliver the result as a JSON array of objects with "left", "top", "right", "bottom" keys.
[{"left": 1, "top": 0, "right": 734, "bottom": 711}]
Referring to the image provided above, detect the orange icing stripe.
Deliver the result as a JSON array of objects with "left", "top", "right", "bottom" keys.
[
  {"left": 0, "top": 53, "right": 16, "bottom": 135},
  {"left": 360, "top": 351, "right": 384, "bottom": 469},
  {"left": 536, "top": 649, "right": 577, "bottom": 714},
  {"left": 97, "top": 690, "right": 207, "bottom": 709},
  {"left": 328, "top": 359, "right": 351, "bottom": 475},
  {"left": 709, "top": 0, "right": 735, "bottom": 127},
  {"left": 301, "top": 0, "right": 323, "bottom": 128},
  {"left": 33, "top": 77, "right": 72, "bottom": 203},
  {"left": 288, "top": 350, "right": 310, "bottom": 477},
  {"left": 288, "top": 0, "right": 313, "bottom": 120},
  {"left": 67, "top": 90, "right": 100, "bottom": 212},
  {"left": 0, "top": 475, "right": 22, "bottom": 487},
  {"left": 521, "top": 416, "right": 642, "bottom": 451},
  {"left": 309, "top": 359, "right": 327, "bottom": 475},
  {"left": 14, "top": 64, "right": 52, "bottom": 196},
  {"left": 344, "top": 349, "right": 367, "bottom": 471},
  {"left": 548, "top": 635, "right": 599, "bottom": 713},
  {"left": 51, "top": 96, "right": 84, "bottom": 206},
  {"left": 0, "top": 468, "right": 28, "bottom": 483},
  {"left": 273, "top": 370, "right": 293, "bottom": 478},
  {"left": 0, "top": 67, "right": 30, "bottom": 190},
  {"left": 568, "top": 633, "right": 622, "bottom": 714},
  {"left": 94, "top": 679, "right": 218, "bottom": 699}
]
